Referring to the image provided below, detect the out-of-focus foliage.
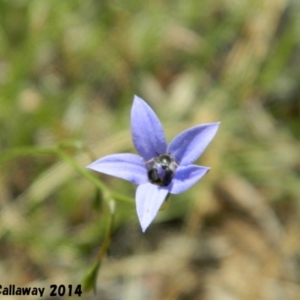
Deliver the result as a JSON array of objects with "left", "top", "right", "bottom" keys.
[{"left": 1, "top": 0, "right": 300, "bottom": 299}]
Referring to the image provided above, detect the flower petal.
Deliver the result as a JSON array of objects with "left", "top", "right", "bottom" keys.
[
  {"left": 135, "top": 183, "right": 169, "bottom": 232},
  {"left": 131, "top": 95, "right": 167, "bottom": 161},
  {"left": 86, "top": 153, "right": 148, "bottom": 185},
  {"left": 169, "top": 165, "right": 210, "bottom": 194},
  {"left": 168, "top": 122, "right": 220, "bottom": 165}
]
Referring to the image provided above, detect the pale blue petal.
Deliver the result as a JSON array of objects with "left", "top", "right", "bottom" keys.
[
  {"left": 86, "top": 153, "right": 148, "bottom": 185},
  {"left": 131, "top": 95, "right": 167, "bottom": 161},
  {"left": 168, "top": 122, "right": 220, "bottom": 165},
  {"left": 169, "top": 165, "right": 210, "bottom": 194},
  {"left": 135, "top": 183, "right": 169, "bottom": 232}
]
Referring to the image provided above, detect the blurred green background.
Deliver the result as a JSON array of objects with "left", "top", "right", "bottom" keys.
[{"left": 1, "top": 0, "right": 300, "bottom": 299}]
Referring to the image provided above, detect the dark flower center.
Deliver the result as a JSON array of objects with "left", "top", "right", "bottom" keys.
[{"left": 145, "top": 154, "right": 178, "bottom": 186}]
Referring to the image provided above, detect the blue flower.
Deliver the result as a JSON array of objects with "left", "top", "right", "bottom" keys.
[{"left": 87, "top": 96, "right": 220, "bottom": 232}]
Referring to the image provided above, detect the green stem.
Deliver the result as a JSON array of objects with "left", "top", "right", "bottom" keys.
[
  {"left": 55, "top": 148, "right": 108, "bottom": 193},
  {"left": 56, "top": 148, "right": 134, "bottom": 205},
  {"left": 1, "top": 145, "right": 134, "bottom": 205}
]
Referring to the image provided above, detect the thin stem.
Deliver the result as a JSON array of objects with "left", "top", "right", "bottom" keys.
[
  {"left": 1, "top": 145, "right": 134, "bottom": 205},
  {"left": 56, "top": 148, "right": 134, "bottom": 205},
  {"left": 55, "top": 148, "right": 108, "bottom": 191}
]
